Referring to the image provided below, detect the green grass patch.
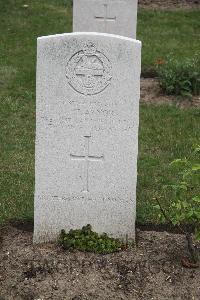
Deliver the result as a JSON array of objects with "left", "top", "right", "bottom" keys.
[
  {"left": 137, "top": 9, "right": 200, "bottom": 72},
  {"left": 0, "top": 0, "right": 199, "bottom": 225},
  {"left": 137, "top": 104, "right": 200, "bottom": 223}
]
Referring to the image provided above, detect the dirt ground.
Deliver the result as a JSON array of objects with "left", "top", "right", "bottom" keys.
[
  {"left": 0, "top": 224, "right": 200, "bottom": 300},
  {"left": 140, "top": 78, "right": 200, "bottom": 108},
  {"left": 139, "top": 0, "right": 200, "bottom": 9}
]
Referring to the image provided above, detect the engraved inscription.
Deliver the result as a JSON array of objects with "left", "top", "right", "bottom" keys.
[
  {"left": 70, "top": 135, "right": 104, "bottom": 192},
  {"left": 66, "top": 41, "right": 112, "bottom": 95},
  {"left": 95, "top": 4, "right": 116, "bottom": 31}
]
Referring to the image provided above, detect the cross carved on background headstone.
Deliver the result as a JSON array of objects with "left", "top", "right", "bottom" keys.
[{"left": 94, "top": 4, "right": 116, "bottom": 31}]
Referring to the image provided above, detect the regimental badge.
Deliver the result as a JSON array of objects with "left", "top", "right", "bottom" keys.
[{"left": 66, "top": 41, "right": 112, "bottom": 95}]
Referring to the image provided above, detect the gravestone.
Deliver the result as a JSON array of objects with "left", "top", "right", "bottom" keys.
[
  {"left": 34, "top": 32, "right": 141, "bottom": 243},
  {"left": 73, "top": 0, "right": 138, "bottom": 39}
]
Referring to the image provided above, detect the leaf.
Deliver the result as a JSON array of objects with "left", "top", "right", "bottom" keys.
[
  {"left": 180, "top": 91, "right": 192, "bottom": 99},
  {"left": 175, "top": 201, "right": 182, "bottom": 210},
  {"left": 192, "top": 164, "right": 200, "bottom": 171},
  {"left": 186, "top": 211, "right": 194, "bottom": 218},
  {"left": 195, "top": 229, "right": 200, "bottom": 241},
  {"left": 182, "top": 201, "right": 188, "bottom": 209},
  {"left": 192, "top": 196, "right": 200, "bottom": 203},
  {"left": 180, "top": 181, "right": 187, "bottom": 186},
  {"left": 171, "top": 219, "right": 179, "bottom": 226},
  {"left": 181, "top": 258, "right": 199, "bottom": 268},
  {"left": 179, "top": 184, "right": 188, "bottom": 191},
  {"left": 154, "top": 205, "right": 161, "bottom": 210},
  {"left": 194, "top": 145, "right": 200, "bottom": 154},
  {"left": 170, "top": 159, "right": 186, "bottom": 166}
]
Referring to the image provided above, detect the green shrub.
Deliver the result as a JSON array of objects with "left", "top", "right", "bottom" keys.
[
  {"left": 154, "top": 146, "right": 200, "bottom": 264},
  {"left": 156, "top": 55, "right": 200, "bottom": 99},
  {"left": 58, "top": 224, "right": 127, "bottom": 254}
]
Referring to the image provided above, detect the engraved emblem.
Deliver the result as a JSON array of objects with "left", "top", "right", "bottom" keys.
[{"left": 66, "top": 41, "right": 112, "bottom": 95}]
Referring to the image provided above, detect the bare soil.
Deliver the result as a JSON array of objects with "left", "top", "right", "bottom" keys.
[
  {"left": 0, "top": 224, "right": 200, "bottom": 300},
  {"left": 140, "top": 78, "right": 200, "bottom": 108},
  {"left": 139, "top": 0, "right": 200, "bottom": 10}
]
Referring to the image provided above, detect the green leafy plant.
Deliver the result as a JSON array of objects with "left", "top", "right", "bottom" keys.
[
  {"left": 58, "top": 224, "right": 127, "bottom": 254},
  {"left": 154, "top": 146, "right": 200, "bottom": 264},
  {"left": 156, "top": 54, "right": 200, "bottom": 99}
]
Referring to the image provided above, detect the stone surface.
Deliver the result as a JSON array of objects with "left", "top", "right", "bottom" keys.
[
  {"left": 34, "top": 32, "right": 141, "bottom": 243},
  {"left": 73, "top": 0, "right": 138, "bottom": 39}
]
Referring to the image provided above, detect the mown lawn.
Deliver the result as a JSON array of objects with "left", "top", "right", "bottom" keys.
[
  {"left": 0, "top": 0, "right": 199, "bottom": 224},
  {"left": 138, "top": 9, "right": 200, "bottom": 70}
]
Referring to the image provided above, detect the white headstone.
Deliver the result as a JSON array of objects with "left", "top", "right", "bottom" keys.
[
  {"left": 34, "top": 32, "right": 141, "bottom": 243},
  {"left": 73, "top": 0, "right": 138, "bottom": 39}
]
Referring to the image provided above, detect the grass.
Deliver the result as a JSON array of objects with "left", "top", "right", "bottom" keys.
[
  {"left": 137, "top": 9, "right": 200, "bottom": 71},
  {"left": 137, "top": 105, "right": 200, "bottom": 223},
  {"left": 0, "top": 0, "right": 200, "bottom": 224}
]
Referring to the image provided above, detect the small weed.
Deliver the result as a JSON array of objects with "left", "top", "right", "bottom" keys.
[
  {"left": 156, "top": 54, "right": 200, "bottom": 99},
  {"left": 154, "top": 146, "right": 200, "bottom": 264},
  {"left": 58, "top": 224, "right": 127, "bottom": 254}
]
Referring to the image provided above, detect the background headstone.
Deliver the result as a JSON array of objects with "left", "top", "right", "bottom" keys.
[
  {"left": 34, "top": 32, "right": 141, "bottom": 243},
  {"left": 73, "top": 0, "right": 138, "bottom": 39}
]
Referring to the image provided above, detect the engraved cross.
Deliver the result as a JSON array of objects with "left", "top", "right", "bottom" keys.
[
  {"left": 75, "top": 64, "right": 104, "bottom": 87},
  {"left": 70, "top": 136, "right": 104, "bottom": 193},
  {"left": 76, "top": 66, "right": 103, "bottom": 77},
  {"left": 94, "top": 4, "right": 116, "bottom": 31}
]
